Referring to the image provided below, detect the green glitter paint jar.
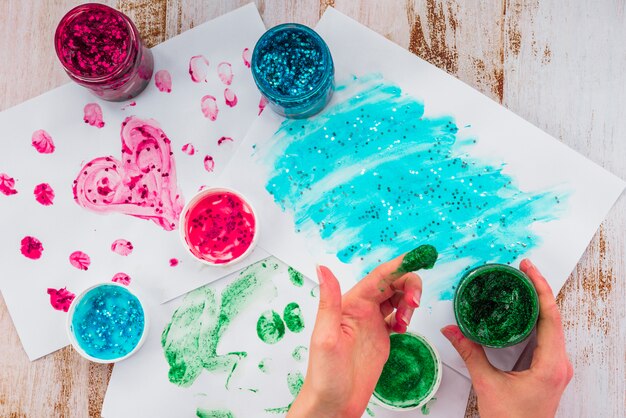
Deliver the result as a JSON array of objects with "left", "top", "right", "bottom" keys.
[
  {"left": 251, "top": 23, "right": 334, "bottom": 118},
  {"left": 454, "top": 263, "right": 539, "bottom": 348},
  {"left": 373, "top": 332, "right": 442, "bottom": 411}
]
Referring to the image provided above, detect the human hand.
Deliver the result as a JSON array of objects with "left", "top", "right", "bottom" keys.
[
  {"left": 441, "top": 259, "right": 573, "bottom": 418},
  {"left": 287, "top": 255, "right": 423, "bottom": 418}
]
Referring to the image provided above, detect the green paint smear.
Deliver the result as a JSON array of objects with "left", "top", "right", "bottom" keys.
[
  {"left": 421, "top": 397, "right": 436, "bottom": 415},
  {"left": 161, "top": 259, "right": 278, "bottom": 387},
  {"left": 366, "top": 407, "right": 375, "bottom": 416},
  {"left": 287, "top": 266, "right": 304, "bottom": 287},
  {"left": 291, "top": 345, "right": 308, "bottom": 362},
  {"left": 374, "top": 333, "right": 438, "bottom": 409},
  {"left": 310, "top": 285, "right": 320, "bottom": 298},
  {"left": 399, "top": 245, "right": 438, "bottom": 273},
  {"left": 196, "top": 408, "right": 235, "bottom": 418},
  {"left": 258, "top": 357, "right": 271, "bottom": 373},
  {"left": 256, "top": 310, "right": 286, "bottom": 344},
  {"left": 265, "top": 371, "right": 305, "bottom": 414},
  {"left": 283, "top": 302, "right": 305, "bottom": 333}
]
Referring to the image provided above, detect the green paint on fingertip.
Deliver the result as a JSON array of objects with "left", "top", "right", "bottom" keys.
[
  {"left": 196, "top": 408, "right": 235, "bottom": 418},
  {"left": 287, "top": 266, "right": 304, "bottom": 287},
  {"left": 256, "top": 310, "right": 286, "bottom": 344},
  {"left": 399, "top": 245, "right": 438, "bottom": 273},
  {"left": 283, "top": 302, "right": 305, "bottom": 333},
  {"left": 291, "top": 345, "right": 308, "bottom": 362}
]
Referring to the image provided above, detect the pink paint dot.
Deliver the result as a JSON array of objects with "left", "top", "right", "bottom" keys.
[
  {"left": 0, "top": 173, "right": 18, "bottom": 196},
  {"left": 217, "top": 136, "right": 233, "bottom": 146},
  {"left": 224, "top": 88, "right": 238, "bottom": 107},
  {"left": 155, "top": 69, "right": 172, "bottom": 93},
  {"left": 201, "top": 95, "right": 219, "bottom": 121},
  {"left": 189, "top": 55, "right": 209, "bottom": 82},
  {"left": 121, "top": 101, "right": 136, "bottom": 110},
  {"left": 21, "top": 236, "right": 43, "bottom": 259},
  {"left": 217, "top": 62, "right": 233, "bottom": 85},
  {"left": 111, "top": 239, "right": 133, "bottom": 256},
  {"left": 203, "top": 155, "right": 215, "bottom": 173},
  {"left": 169, "top": 258, "right": 179, "bottom": 267},
  {"left": 83, "top": 103, "right": 105, "bottom": 128},
  {"left": 69, "top": 251, "right": 91, "bottom": 270},
  {"left": 34, "top": 183, "right": 55, "bottom": 206},
  {"left": 32, "top": 130, "right": 55, "bottom": 154},
  {"left": 47, "top": 287, "right": 75, "bottom": 312},
  {"left": 242, "top": 48, "right": 251, "bottom": 68},
  {"left": 181, "top": 143, "right": 195, "bottom": 156},
  {"left": 112, "top": 272, "right": 131, "bottom": 286}
]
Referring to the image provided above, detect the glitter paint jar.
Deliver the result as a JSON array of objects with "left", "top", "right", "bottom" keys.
[
  {"left": 251, "top": 23, "right": 334, "bottom": 118},
  {"left": 454, "top": 264, "right": 539, "bottom": 348},
  {"left": 66, "top": 282, "right": 148, "bottom": 363},
  {"left": 54, "top": 3, "right": 154, "bottom": 101}
]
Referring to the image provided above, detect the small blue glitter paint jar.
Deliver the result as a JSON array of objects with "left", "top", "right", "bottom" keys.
[
  {"left": 251, "top": 23, "right": 334, "bottom": 118},
  {"left": 66, "top": 282, "right": 148, "bottom": 363}
]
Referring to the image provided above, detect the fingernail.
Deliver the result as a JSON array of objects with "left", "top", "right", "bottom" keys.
[
  {"left": 316, "top": 264, "right": 325, "bottom": 285},
  {"left": 412, "top": 291, "right": 421, "bottom": 308},
  {"left": 440, "top": 326, "right": 459, "bottom": 342}
]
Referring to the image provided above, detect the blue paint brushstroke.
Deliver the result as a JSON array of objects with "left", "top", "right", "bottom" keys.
[{"left": 259, "top": 75, "right": 567, "bottom": 300}]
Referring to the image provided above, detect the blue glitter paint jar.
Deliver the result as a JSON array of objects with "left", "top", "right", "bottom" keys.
[
  {"left": 67, "top": 282, "right": 147, "bottom": 363},
  {"left": 251, "top": 23, "right": 334, "bottom": 118}
]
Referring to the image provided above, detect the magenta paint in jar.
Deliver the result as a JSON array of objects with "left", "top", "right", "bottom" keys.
[{"left": 54, "top": 3, "right": 154, "bottom": 101}]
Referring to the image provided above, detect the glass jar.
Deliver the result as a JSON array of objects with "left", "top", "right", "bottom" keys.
[
  {"left": 54, "top": 3, "right": 153, "bottom": 101},
  {"left": 251, "top": 23, "right": 334, "bottom": 119}
]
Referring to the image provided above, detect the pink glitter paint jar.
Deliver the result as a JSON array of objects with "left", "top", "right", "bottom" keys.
[{"left": 54, "top": 3, "right": 154, "bottom": 101}]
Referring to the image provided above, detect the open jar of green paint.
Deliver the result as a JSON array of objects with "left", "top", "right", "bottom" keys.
[{"left": 454, "top": 263, "right": 539, "bottom": 348}]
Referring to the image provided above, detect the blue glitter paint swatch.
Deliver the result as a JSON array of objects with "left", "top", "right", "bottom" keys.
[
  {"left": 259, "top": 75, "right": 567, "bottom": 300},
  {"left": 71, "top": 284, "right": 145, "bottom": 360}
]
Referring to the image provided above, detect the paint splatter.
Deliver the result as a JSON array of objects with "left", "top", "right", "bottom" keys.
[
  {"left": 69, "top": 251, "right": 91, "bottom": 270},
  {"left": 256, "top": 310, "right": 285, "bottom": 344},
  {"left": 258, "top": 357, "right": 271, "bottom": 373},
  {"left": 260, "top": 75, "right": 567, "bottom": 301},
  {"left": 73, "top": 116, "right": 184, "bottom": 231},
  {"left": 287, "top": 266, "right": 304, "bottom": 287},
  {"left": 217, "top": 62, "right": 233, "bottom": 85},
  {"left": 182, "top": 143, "right": 195, "bottom": 155},
  {"left": 189, "top": 55, "right": 209, "bottom": 82},
  {"left": 20, "top": 236, "right": 43, "bottom": 259},
  {"left": 224, "top": 88, "right": 238, "bottom": 107},
  {"left": 201, "top": 95, "right": 219, "bottom": 121},
  {"left": 33, "top": 183, "right": 55, "bottom": 206},
  {"left": 217, "top": 136, "right": 233, "bottom": 146},
  {"left": 161, "top": 259, "right": 278, "bottom": 387},
  {"left": 47, "top": 287, "right": 75, "bottom": 312},
  {"left": 112, "top": 272, "right": 131, "bottom": 286},
  {"left": 242, "top": 48, "right": 251, "bottom": 68},
  {"left": 169, "top": 258, "right": 179, "bottom": 267},
  {"left": 203, "top": 155, "right": 215, "bottom": 173},
  {"left": 111, "top": 239, "right": 133, "bottom": 256},
  {"left": 155, "top": 69, "right": 172, "bottom": 92},
  {"left": 291, "top": 345, "right": 308, "bottom": 362},
  {"left": 121, "top": 101, "right": 136, "bottom": 110},
  {"left": 258, "top": 96, "right": 268, "bottom": 115},
  {"left": 366, "top": 406, "right": 376, "bottom": 416},
  {"left": 283, "top": 302, "right": 305, "bottom": 333},
  {"left": 83, "top": 103, "right": 105, "bottom": 128},
  {"left": 310, "top": 285, "right": 320, "bottom": 298},
  {"left": 31, "top": 129, "right": 55, "bottom": 154},
  {"left": 421, "top": 397, "right": 437, "bottom": 415},
  {"left": 196, "top": 409, "right": 235, "bottom": 418},
  {"left": 0, "top": 173, "right": 18, "bottom": 196},
  {"left": 265, "top": 371, "right": 304, "bottom": 414}
]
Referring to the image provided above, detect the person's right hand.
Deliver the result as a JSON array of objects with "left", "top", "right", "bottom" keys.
[{"left": 441, "top": 259, "right": 573, "bottom": 418}]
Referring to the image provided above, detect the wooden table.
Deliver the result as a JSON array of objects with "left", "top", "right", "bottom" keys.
[{"left": 1, "top": 1, "right": 624, "bottom": 416}]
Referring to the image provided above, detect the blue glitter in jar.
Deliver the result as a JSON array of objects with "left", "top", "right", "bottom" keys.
[
  {"left": 251, "top": 23, "right": 334, "bottom": 118},
  {"left": 69, "top": 284, "right": 145, "bottom": 361}
]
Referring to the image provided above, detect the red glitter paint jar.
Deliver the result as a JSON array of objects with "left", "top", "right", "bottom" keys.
[{"left": 54, "top": 3, "right": 154, "bottom": 101}]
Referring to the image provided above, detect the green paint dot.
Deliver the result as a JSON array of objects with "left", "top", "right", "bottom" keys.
[
  {"left": 283, "top": 302, "right": 305, "bottom": 333},
  {"left": 196, "top": 408, "right": 235, "bottom": 418},
  {"left": 374, "top": 333, "right": 439, "bottom": 409},
  {"left": 399, "top": 245, "right": 438, "bottom": 272},
  {"left": 256, "top": 310, "right": 286, "bottom": 344},
  {"left": 287, "top": 371, "right": 304, "bottom": 397},
  {"left": 291, "top": 345, "right": 308, "bottom": 362},
  {"left": 287, "top": 266, "right": 304, "bottom": 287},
  {"left": 258, "top": 357, "right": 272, "bottom": 373}
]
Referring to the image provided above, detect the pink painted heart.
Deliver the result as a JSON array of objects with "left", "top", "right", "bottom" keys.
[{"left": 73, "top": 116, "right": 184, "bottom": 231}]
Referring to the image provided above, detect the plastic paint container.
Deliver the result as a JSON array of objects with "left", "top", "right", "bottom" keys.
[
  {"left": 67, "top": 282, "right": 148, "bottom": 363},
  {"left": 454, "top": 263, "right": 539, "bottom": 348},
  {"left": 251, "top": 23, "right": 334, "bottom": 118},
  {"left": 179, "top": 187, "right": 258, "bottom": 266},
  {"left": 54, "top": 3, "right": 154, "bottom": 101},
  {"left": 373, "top": 332, "right": 442, "bottom": 411}
]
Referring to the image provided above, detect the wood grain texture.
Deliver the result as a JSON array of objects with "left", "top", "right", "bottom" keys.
[{"left": 0, "top": 1, "right": 624, "bottom": 417}]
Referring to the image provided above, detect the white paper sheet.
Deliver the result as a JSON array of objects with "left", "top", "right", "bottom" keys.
[
  {"left": 0, "top": 4, "right": 269, "bottom": 360},
  {"left": 219, "top": 8, "right": 625, "bottom": 378},
  {"left": 102, "top": 257, "right": 472, "bottom": 418}
]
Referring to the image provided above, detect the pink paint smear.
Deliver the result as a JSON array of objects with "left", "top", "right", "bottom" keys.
[
  {"left": 201, "top": 95, "right": 219, "bottom": 121},
  {"left": 112, "top": 272, "right": 131, "bottom": 286},
  {"left": 21, "top": 236, "right": 43, "bottom": 259},
  {"left": 69, "top": 251, "right": 91, "bottom": 270},
  {"left": 242, "top": 48, "right": 251, "bottom": 68},
  {"left": 169, "top": 258, "right": 179, "bottom": 267},
  {"left": 217, "top": 136, "right": 233, "bottom": 146},
  {"left": 155, "top": 69, "right": 172, "bottom": 93},
  {"left": 32, "top": 130, "right": 55, "bottom": 154},
  {"left": 47, "top": 287, "right": 75, "bottom": 312},
  {"left": 111, "top": 239, "right": 133, "bottom": 256},
  {"left": 189, "top": 55, "right": 209, "bottom": 82},
  {"left": 83, "top": 103, "right": 105, "bottom": 128},
  {"left": 181, "top": 143, "right": 195, "bottom": 155},
  {"left": 34, "top": 183, "right": 55, "bottom": 206},
  {"left": 258, "top": 96, "right": 268, "bottom": 115},
  {"left": 217, "top": 62, "right": 233, "bottom": 85},
  {"left": 0, "top": 173, "right": 18, "bottom": 196},
  {"left": 224, "top": 88, "right": 238, "bottom": 107},
  {"left": 203, "top": 155, "right": 215, "bottom": 173},
  {"left": 73, "top": 116, "right": 185, "bottom": 231}
]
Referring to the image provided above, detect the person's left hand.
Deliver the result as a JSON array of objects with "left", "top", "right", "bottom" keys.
[{"left": 287, "top": 254, "right": 423, "bottom": 418}]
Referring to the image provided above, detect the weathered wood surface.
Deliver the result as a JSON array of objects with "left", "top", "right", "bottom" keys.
[{"left": 1, "top": 1, "right": 624, "bottom": 417}]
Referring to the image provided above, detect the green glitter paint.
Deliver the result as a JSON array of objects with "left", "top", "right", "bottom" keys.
[
  {"left": 265, "top": 371, "right": 305, "bottom": 414},
  {"left": 421, "top": 397, "right": 436, "bottom": 415},
  {"left": 196, "top": 408, "right": 235, "bottom": 418},
  {"left": 374, "top": 333, "right": 439, "bottom": 409},
  {"left": 283, "top": 302, "right": 305, "bottom": 333},
  {"left": 291, "top": 345, "right": 308, "bottom": 362},
  {"left": 287, "top": 266, "right": 304, "bottom": 287},
  {"left": 258, "top": 357, "right": 271, "bottom": 373},
  {"left": 256, "top": 310, "right": 286, "bottom": 344},
  {"left": 454, "top": 264, "right": 539, "bottom": 348},
  {"left": 161, "top": 259, "right": 278, "bottom": 387},
  {"left": 399, "top": 245, "right": 438, "bottom": 273}
]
